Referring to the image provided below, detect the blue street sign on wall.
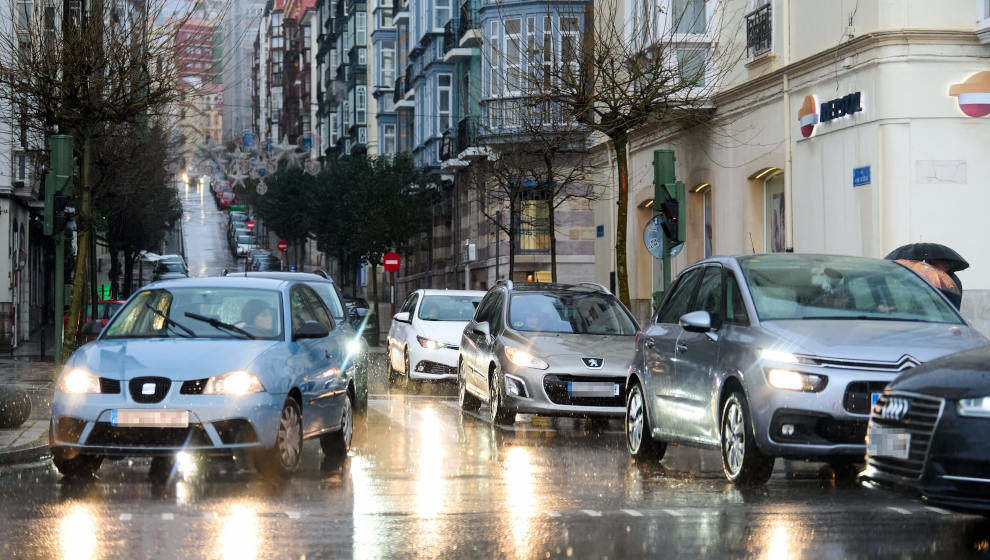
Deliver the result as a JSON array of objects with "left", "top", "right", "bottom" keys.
[
  {"left": 264, "top": 139, "right": 273, "bottom": 153},
  {"left": 853, "top": 166, "right": 871, "bottom": 187},
  {"left": 596, "top": 225, "right": 604, "bottom": 238},
  {"left": 242, "top": 132, "right": 255, "bottom": 148},
  {"left": 301, "top": 136, "right": 313, "bottom": 150}
]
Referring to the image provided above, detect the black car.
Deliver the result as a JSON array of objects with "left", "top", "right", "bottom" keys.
[
  {"left": 343, "top": 296, "right": 379, "bottom": 347},
  {"left": 861, "top": 345, "right": 990, "bottom": 513}
]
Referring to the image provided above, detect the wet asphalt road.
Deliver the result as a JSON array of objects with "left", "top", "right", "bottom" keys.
[
  {"left": 4, "top": 185, "right": 990, "bottom": 559},
  {"left": 179, "top": 181, "right": 238, "bottom": 278}
]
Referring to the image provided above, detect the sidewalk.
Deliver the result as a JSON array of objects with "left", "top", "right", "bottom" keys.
[{"left": 0, "top": 336, "right": 55, "bottom": 465}]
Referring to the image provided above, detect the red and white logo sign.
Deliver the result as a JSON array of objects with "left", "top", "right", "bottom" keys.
[
  {"left": 797, "top": 95, "right": 819, "bottom": 138},
  {"left": 949, "top": 72, "right": 990, "bottom": 118},
  {"left": 383, "top": 252, "right": 401, "bottom": 273},
  {"left": 277, "top": 240, "right": 289, "bottom": 253},
  {"left": 246, "top": 220, "right": 255, "bottom": 231}
]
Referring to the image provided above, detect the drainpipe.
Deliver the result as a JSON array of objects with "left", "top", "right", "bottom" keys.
[{"left": 783, "top": 0, "right": 794, "bottom": 251}]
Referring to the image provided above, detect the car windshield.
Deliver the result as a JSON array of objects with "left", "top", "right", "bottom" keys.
[
  {"left": 739, "top": 255, "right": 963, "bottom": 323},
  {"left": 158, "top": 261, "right": 185, "bottom": 273},
  {"left": 237, "top": 235, "right": 255, "bottom": 244},
  {"left": 104, "top": 287, "right": 283, "bottom": 340},
  {"left": 418, "top": 295, "right": 482, "bottom": 321},
  {"left": 508, "top": 292, "right": 638, "bottom": 335},
  {"left": 306, "top": 282, "right": 345, "bottom": 321}
]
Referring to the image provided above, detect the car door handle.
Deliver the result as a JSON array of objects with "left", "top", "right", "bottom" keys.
[
  {"left": 644, "top": 338, "right": 655, "bottom": 349},
  {"left": 675, "top": 343, "right": 688, "bottom": 353},
  {"left": 325, "top": 350, "right": 335, "bottom": 360}
]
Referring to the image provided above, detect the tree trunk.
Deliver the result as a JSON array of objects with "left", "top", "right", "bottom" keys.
[
  {"left": 63, "top": 134, "right": 93, "bottom": 359},
  {"left": 108, "top": 244, "right": 120, "bottom": 300},
  {"left": 548, "top": 187, "right": 557, "bottom": 283},
  {"left": 612, "top": 134, "right": 631, "bottom": 308},
  {"left": 369, "top": 261, "right": 379, "bottom": 341},
  {"left": 508, "top": 191, "right": 516, "bottom": 282},
  {"left": 123, "top": 251, "right": 134, "bottom": 299}
]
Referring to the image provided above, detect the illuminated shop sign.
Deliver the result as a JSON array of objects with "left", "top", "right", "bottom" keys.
[
  {"left": 797, "top": 92, "right": 864, "bottom": 138},
  {"left": 949, "top": 72, "right": 990, "bottom": 118}
]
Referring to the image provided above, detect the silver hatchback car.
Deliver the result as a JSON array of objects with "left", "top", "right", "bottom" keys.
[
  {"left": 625, "top": 254, "right": 988, "bottom": 485},
  {"left": 458, "top": 281, "right": 640, "bottom": 425}
]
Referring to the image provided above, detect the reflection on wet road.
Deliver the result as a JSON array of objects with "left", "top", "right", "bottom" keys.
[
  {"left": 3, "top": 358, "right": 990, "bottom": 558},
  {"left": 179, "top": 180, "right": 237, "bottom": 278}
]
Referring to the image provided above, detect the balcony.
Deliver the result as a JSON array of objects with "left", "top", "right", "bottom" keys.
[
  {"left": 457, "top": 0, "right": 480, "bottom": 47},
  {"left": 745, "top": 3, "right": 772, "bottom": 58},
  {"left": 393, "top": 75, "right": 414, "bottom": 108},
  {"left": 455, "top": 116, "right": 478, "bottom": 154},
  {"left": 393, "top": 0, "right": 409, "bottom": 24},
  {"left": 443, "top": 19, "right": 473, "bottom": 61}
]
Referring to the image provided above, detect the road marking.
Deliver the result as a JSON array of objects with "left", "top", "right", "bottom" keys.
[
  {"left": 582, "top": 510, "right": 602, "bottom": 517},
  {"left": 119, "top": 513, "right": 132, "bottom": 521},
  {"left": 925, "top": 506, "right": 952, "bottom": 515},
  {"left": 287, "top": 511, "right": 302, "bottom": 520},
  {"left": 621, "top": 509, "right": 643, "bottom": 517},
  {"left": 888, "top": 507, "right": 911, "bottom": 515},
  {"left": 663, "top": 509, "right": 683, "bottom": 517},
  {"left": 545, "top": 511, "right": 561, "bottom": 518},
  {"left": 202, "top": 512, "right": 218, "bottom": 519},
  {"left": 161, "top": 513, "right": 174, "bottom": 520}
]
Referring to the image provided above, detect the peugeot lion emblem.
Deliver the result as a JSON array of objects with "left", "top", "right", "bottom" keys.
[
  {"left": 582, "top": 357, "right": 604, "bottom": 369},
  {"left": 881, "top": 397, "right": 910, "bottom": 421}
]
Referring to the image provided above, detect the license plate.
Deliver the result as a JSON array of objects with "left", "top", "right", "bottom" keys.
[
  {"left": 568, "top": 382, "right": 620, "bottom": 398},
  {"left": 868, "top": 425, "right": 911, "bottom": 460},
  {"left": 110, "top": 409, "right": 189, "bottom": 428}
]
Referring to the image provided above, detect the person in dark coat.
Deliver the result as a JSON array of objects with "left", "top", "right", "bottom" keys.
[{"left": 931, "top": 259, "right": 963, "bottom": 310}]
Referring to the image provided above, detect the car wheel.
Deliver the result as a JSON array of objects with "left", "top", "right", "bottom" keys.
[
  {"left": 403, "top": 348, "right": 413, "bottom": 384},
  {"left": 321, "top": 389, "right": 354, "bottom": 466},
  {"left": 257, "top": 398, "right": 303, "bottom": 480},
  {"left": 489, "top": 370, "right": 516, "bottom": 426},
  {"left": 458, "top": 360, "right": 481, "bottom": 412},
  {"left": 52, "top": 448, "right": 103, "bottom": 478},
  {"left": 626, "top": 381, "right": 666, "bottom": 462},
  {"left": 720, "top": 390, "right": 774, "bottom": 486}
]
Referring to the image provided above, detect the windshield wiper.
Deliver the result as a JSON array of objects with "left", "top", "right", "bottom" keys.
[
  {"left": 184, "top": 312, "right": 257, "bottom": 339},
  {"left": 144, "top": 304, "right": 194, "bottom": 338}
]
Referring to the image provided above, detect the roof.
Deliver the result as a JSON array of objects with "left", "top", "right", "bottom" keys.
[
  {"left": 505, "top": 282, "right": 611, "bottom": 294},
  {"left": 146, "top": 277, "right": 289, "bottom": 290},
  {"left": 242, "top": 272, "right": 334, "bottom": 283},
  {"left": 418, "top": 289, "right": 487, "bottom": 297}
]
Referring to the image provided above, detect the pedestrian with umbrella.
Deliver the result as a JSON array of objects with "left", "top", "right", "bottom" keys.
[{"left": 886, "top": 243, "right": 969, "bottom": 310}]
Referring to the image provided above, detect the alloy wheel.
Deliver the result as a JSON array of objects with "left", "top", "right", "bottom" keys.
[
  {"left": 626, "top": 385, "right": 645, "bottom": 453},
  {"left": 278, "top": 402, "right": 302, "bottom": 468},
  {"left": 722, "top": 400, "right": 745, "bottom": 477},
  {"left": 340, "top": 392, "right": 353, "bottom": 451}
]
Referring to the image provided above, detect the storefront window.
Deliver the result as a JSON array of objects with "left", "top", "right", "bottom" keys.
[{"left": 764, "top": 175, "right": 785, "bottom": 253}]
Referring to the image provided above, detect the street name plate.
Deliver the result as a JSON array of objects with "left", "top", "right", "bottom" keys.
[{"left": 111, "top": 409, "right": 189, "bottom": 428}]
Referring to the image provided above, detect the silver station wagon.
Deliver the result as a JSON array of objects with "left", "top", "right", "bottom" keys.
[{"left": 625, "top": 254, "right": 988, "bottom": 485}]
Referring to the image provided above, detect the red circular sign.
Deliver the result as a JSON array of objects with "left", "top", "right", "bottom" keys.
[
  {"left": 246, "top": 220, "right": 255, "bottom": 231},
  {"left": 277, "top": 240, "right": 289, "bottom": 253},
  {"left": 383, "top": 252, "right": 401, "bottom": 273}
]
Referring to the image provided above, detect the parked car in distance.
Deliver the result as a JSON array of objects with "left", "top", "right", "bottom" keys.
[
  {"left": 458, "top": 281, "right": 639, "bottom": 425},
  {"left": 253, "top": 255, "right": 282, "bottom": 272},
  {"left": 625, "top": 254, "right": 987, "bottom": 486},
  {"left": 387, "top": 289, "right": 486, "bottom": 384},
  {"left": 235, "top": 234, "right": 258, "bottom": 257},
  {"left": 343, "top": 296, "right": 379, "bottom": 347},
  {"left": 153, "top": 255, "right": 188, "bottom": 281},
  {"left": 219, "top": 191, "right": 236, "bottom": 209},
  {"left": 860, "top": 345, "right": 990, "bottom": 514},
  {"left": 49, "top": 277, "right": 356, "bottom": 480},
  {"left": 62, "top": 300, "right": 125, "bottom": 327}
]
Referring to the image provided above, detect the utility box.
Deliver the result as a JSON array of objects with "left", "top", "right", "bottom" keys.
[{"left": 463, "top": 242, "right": 477, "bottom": 263}]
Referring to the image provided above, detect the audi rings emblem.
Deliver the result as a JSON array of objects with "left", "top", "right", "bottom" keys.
[{"left": 880, "top": 397, "right": 910, "bottom": 421}]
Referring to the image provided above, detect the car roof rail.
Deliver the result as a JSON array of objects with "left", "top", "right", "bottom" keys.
[
  {"left": 495, "top": 279, "right": 514, "bottom": 290},
  {"left": 576, "top": 282, "right": 610, "bottom": 294}
]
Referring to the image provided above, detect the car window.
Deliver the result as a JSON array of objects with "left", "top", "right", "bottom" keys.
[
  {"left": 725, "top": 272, "right": 750, "bottom": 325},
  {"left": 657, "top": 268, "right": 703, "bottom": 324},
  {"left": 473, "top": 292, "right": 496, "bottom": 323},
  {"left": 300, "top": 285, "right": 334, "bottom": 330},
  {"left": 418, "top": 295, "right": 483, "bottom": 321},
  {"left": 690, "top": 266, "right": 723, "bottom": 330},
  {"left": 290, "top": 286, "right": 331, "bottom": 333},
  {"left": 490, "top": 293, "right": 505, "bottom": 333},
  {"left": 508, "top": 292, "right": 638, "bottom": 335},
  {"left": 306, "top": 282, "right": 346, "bottom": 321},
  {"left": 400, "top": 293, "right": 419, "bottom": 315}
]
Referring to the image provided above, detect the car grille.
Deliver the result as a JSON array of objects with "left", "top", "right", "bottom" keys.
[
  {"left": 180, "top": 379, "right": 208, "bottom": 395},
  {"left": 414, "top": 361, "right": 457, "bottom": 375},
  {"left": 85, "top": 422, "right": 212, "bottom": 447},
  {"left": 213, "top": 419, "right": 259, "bottom": 444},
  {"left": 867, "top": 391, "right": 944, "bottom": 479},
  {"left": 99, "top": 378, "right": 121, "bottom": 394},
  {"left": 810, "top": 355, "right": 921, "bottom": 373},
  {"left": 843, "top": 381, "right": 890, "bottom": 414},
  {"left": 128, "top": 377, "right": 171, "bottom": 403},
  {"left": 543, "top": 375, "right": 626, "bottom": 407}
]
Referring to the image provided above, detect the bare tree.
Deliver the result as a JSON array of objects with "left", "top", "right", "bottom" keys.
[
  {"left": 0, "top": 0, "right": 223, "bottom": 355},
  {"left": 525, "top": 0, "right": 742, "bottom": 306}
]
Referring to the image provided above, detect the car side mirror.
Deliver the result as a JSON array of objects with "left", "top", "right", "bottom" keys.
[
  {"left": 473, "top": 321, "right": 491, "bottom": 338},
  {"left": 679, "top": 311, "right": 712, "bottom": 333},
  {"left": 394, "top": 312, "right": 410, "bottom": 323},
  {"left": 81, "top": 320, "right": 103, "bottom": 339},
  {"left": 294, "top": 320, "right": 330, "bottom": 340}
]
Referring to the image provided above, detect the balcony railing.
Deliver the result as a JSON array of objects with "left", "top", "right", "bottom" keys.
[
  {"left": 746, "top": 3, "right": 772, "bottom": 57},
  {"left": 392, "top": 76, "right": 404, "bottom": 103},
  {"left": 404, "top": 66, "right": 413, "bottom": 94},
  {"left": 442, "top": 20, "right": 456, "bottom": 55},
  {"left": 439, "top": 127, "right": 455, "bottom": 160},
  {"left": 455, "top": 116, "right": 478, "bottom": 154},
  {"left": 457, "top": 0, "right": 478, "bottom": 42}
]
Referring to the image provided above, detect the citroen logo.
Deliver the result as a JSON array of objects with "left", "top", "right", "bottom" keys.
[
  {"left": 880, "top": 397, "right": 910, "bottom": 421},
  {"left": 897, "top": 355, "right": 921, "bottom": 371},
  {"left": 582, "top": 357, "right": 604, "bottom": 369}
]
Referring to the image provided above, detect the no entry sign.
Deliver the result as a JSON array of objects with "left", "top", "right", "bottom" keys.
[
  {"left": 277, "top": 240, "right": 289, "bottom": 253},
  {"left": 383, "top": 252, "right": 401, "bottom": 273},
  {"left": 246, "top": 220, "right": 255, "bottom": 231}
]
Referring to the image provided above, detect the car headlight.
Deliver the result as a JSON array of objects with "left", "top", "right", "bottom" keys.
[
  {"left": 504, "top": 347, "right": 549, "bottom": 370},
  {"left": 417, "top": 336, "right": 444, "bottom": 350},
  {"left": 202, "top": 371, "right": 265, "bottom": 396},
  {"left": 766, "top": 369, "right": 827, "bottom": 392},
  {"left": 957, "top": 397, "right": 990, "bottom": 418},
  {"left": 346, "top": 339, "right": 363, "bottom": 357},
  {"left": 57, "top": 368, "right": 101, "bottom": 394}
]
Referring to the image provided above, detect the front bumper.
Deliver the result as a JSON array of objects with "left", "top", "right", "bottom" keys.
[
  {"left": 408, "top": 345, "right": 460, "bottom": 381},
  {"left": 50, "top": 390, "right": 284, "bottom": 457},
  {"left": 500, "top": 363, "right": 626, "bottom": 418}
]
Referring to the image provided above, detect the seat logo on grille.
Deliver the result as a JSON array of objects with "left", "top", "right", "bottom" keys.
[
  {"left": 880, "top": 397, "right": 910, "bottom": 421},
  {"left": 142, "top": 383, "right": 156, "bottom": 396},
  {"left": 582, "top": 358, "right": 604, "bottom": 369}
]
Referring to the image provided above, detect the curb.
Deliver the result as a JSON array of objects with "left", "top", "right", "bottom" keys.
[{"left": 0, "top": 432, "right": 49, "bottom": 467}]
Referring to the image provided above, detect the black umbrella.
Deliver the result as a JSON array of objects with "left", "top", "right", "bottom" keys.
[{"left": 884, "top": 243, "right": 969, "bottom": 272}]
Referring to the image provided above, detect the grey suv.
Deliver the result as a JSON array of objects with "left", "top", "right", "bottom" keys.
[
  {"left": 626, "top": 254, "right": 987, "bottom": 485},
  {"left": 458, "top": 281, "right": 640, "bottom": 425}
]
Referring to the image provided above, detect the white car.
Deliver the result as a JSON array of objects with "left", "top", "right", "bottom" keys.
[
  {"left": 387, "top": 289, "right": 486, "bottom": 383},
  {"left": 235, "top": 234, "right": 258, "bottom": 257}
]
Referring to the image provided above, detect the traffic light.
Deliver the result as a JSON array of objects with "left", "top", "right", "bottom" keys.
[
  {"left": 53, "top": 195, "right": 69, "bottom": 232},
  {"left": 660, "top": 199, "right": 680, "bottom": 243}
]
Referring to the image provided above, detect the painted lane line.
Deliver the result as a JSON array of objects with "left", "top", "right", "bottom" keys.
[
  {"left": 582, "top": 510, "right": 602, "bottom": 517},
  {"left": 621, "top": 509, "right": 643, "bottom": 517},
  {"left": 161, "top": 513, "right": 175, "bottom": 521},
  {"left": 925, "top": 506, "right": 952, "bottom": 515},
  {"left": 118, "top": 513, "right": 132, "bottom": 521},
  {"left": 888, "top": 506, "right": 912, "bottom": 515},
  {"left": 663, "top": 509, "right": 683, "bottom": 517},
  {"left": 287, "top": 512, "right": 302, "bottom": 520}
]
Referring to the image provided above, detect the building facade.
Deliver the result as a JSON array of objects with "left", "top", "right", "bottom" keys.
[{"left": 222, "top": 0, "right": 267, "bottom": 145}]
